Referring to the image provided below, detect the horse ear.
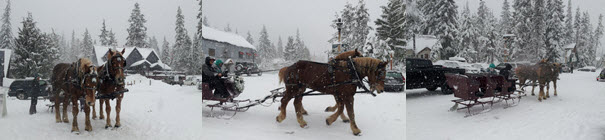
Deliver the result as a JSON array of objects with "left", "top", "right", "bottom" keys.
[
  {"left": 107, "top": 50, "right": 113, "bottom": 58},
  {"left": 121, "top": 48, "right": 126, "bottom": 54}
]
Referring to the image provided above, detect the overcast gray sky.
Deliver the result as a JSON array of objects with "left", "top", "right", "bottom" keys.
[{"left": 0, "top": 0, "right": 199, "bottom": 45}]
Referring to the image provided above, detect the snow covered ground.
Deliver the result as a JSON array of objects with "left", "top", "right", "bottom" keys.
[
  {"left": 202, "top": 71, "right": 405, "bottom": 140},
  {"left": 0, "top": 74, "right": 202, "bottom": 140},
  {"left": 407, "top": 71, "right": 605, "bottom": 140}
]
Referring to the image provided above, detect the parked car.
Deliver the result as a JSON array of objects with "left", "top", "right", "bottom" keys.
[
  {"left": 406, "top": 58, "right": 465, "bottom": 94},
  {"left": 163, "top": 75, "right": 183, "bottom": 86},
  {"left": 8, "top": 79, "right": 51, "bottom": 100},
  {"left": 235, "top": 62, "right": 262, "bottom": 76},
  {"left": 183, "top": 76, "right": 201, "bottom": 86},
  {"left": 597, "top": 69, "right": 605, "bottom": 82},
  {"left": 435, "top": 60, "right": 480, "bottom": 74},
  {"left": 385, "top": 71, "right": 405, "bottom": 92},
  {"left": 561, "top": 65, "right": 572, "bottom": 73},
  {"left": 578, "top": 66, "right": 597, "bottom": 72}
]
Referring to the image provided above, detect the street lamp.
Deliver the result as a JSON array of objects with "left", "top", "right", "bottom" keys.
[
  {"left": 336, "top": 18, "right": 343, "bottom": 53},
  {"left": 502, "top": 34, "right": 516, "bottom": 63}
]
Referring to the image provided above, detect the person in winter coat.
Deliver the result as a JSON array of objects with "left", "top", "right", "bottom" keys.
[
  {"left": 29, "top": 76, "right": 40, "bottom": 115},
  {"left": 202, "top": 57, "right": 228, "bottom": 98},
  {"left": 214, "top": 59, "right": 224, "bottom": 73}
]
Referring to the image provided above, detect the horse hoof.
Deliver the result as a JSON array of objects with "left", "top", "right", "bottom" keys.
[
  {"left": 302, "top": 112, "right": 308, "bottom": 115},
  {"left": 99, "top": 116, "right": 104, "bottom": 119},
  {"left": 63, "top": 120, "right": 69, "bottom": 123},
  {"left": 342, "top": 119, "right": 350, "bottom": 123},
  {"left": 324, "top": 107, "right": 331, "bottom": 112},
  {"left": 300, "top": 124, "right": 308, "bottom": 129},
  {"left": 85, "top": 128, "right": 92, "bottom": 132},
  {"left": 105, "top": 125, "right": 111, "bottom": 129},
  {"left": 276, "top": 116, "right": 284, "bottom": 123},
  {"left": 353, "top": 132, "right": 362, "bottom": 136},
  {"left": 114, "top": 125, "right": 121, "bottom": 128}
]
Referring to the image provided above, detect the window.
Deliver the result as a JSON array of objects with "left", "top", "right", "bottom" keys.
[
  {"left": 209, "top": 48, "right": 215, "bottom": 57},
  {"left": 239, "top": 52, "right": 244, "bottom": 59},
  {"left": 424, "top": 54, "right": 428, "bottom": 59}
]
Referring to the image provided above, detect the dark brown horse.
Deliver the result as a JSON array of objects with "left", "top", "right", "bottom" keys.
[
  {"left": 277, "top": 57, "right": 387, "bottom": 135},
  {"left": 536, "top": 59, "right": 560, "bottom": 101},
  {"left": 515, "top": 64, "right": 539, "bottom": 95},
  {"left": 51, "top": 58, "right": 98, "bottom": 132},
  {"left": 96, "top": 49, "right": 127, "bottom": 129}
]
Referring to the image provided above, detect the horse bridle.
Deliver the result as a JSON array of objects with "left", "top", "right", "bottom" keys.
[
  {"left": 103, "top": 54, "right": 126, "bottom": 85},
  {"left": 82, "top": 71, "right": 98, "bottom": 90}
]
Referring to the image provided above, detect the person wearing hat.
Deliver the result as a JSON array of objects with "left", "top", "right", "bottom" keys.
[
  {"left": 29, "top": 75, "right": 41, "bottom": 115},
  {"left": 202, "top": 57, "right": 228, "bottom": 98},
  {"left": 487, "top": 63, "right": 497, "bottom": 74},
  {"left": 214, "top": 59, "right": 224, "bottom": 73}
]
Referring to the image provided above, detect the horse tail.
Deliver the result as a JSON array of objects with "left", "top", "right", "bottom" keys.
[{"left": 278, "top": 67, "right": 288, "bottom": 84}]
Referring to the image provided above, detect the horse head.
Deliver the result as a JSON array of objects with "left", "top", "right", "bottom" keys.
[
  {"left": 353, "top": 57, "right": 388, "bottom": 94},
  {"left": 334, "top": 48, "right": 363, "bottom": 60},
  {"left": 106, "top": 48, "right": 127, "bottom": 86},
  {"left": 79, "top": 59, "right": 98, "bottom": 106}
]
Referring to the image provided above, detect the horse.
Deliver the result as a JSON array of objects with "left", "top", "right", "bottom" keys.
[
  {"left": 96, "top": 48, "right": 127, "bottom": 129},
  {"left": 51, "top": 58, "right": 98, "bottom": 132},
  {"left": 536, "top": 59, "right": 559, "bottom": 101},
  {"left": 543, "top": 63, "right": 562, "bottom": 98},
  {"left": 515, "top": 64, "right": 539, "bottom": 95},
  {"left": 277, "top": 57, "right": 387, "bottom": 135},
  {"left": 280, "top": 49, "right": 363, "bottom": 123}
]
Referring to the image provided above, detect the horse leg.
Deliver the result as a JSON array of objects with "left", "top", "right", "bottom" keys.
[
  {"left": 545, "top": 82, "right": 550, "bottom": 99},
  {"left": 99, "top": 99, "right": 105, "bottom": 119},
  {"left": 531, "top": 81, "right": 536, "bottom": 96},
  {"left": 326, "top": 96, "right": 344, "bottom": 126},
  {"left": 343, "top": 96, "right": 361, "bottom": 136},
  {"left": 62, "top": 97, "right": 69, "bottom": 123},
  {"left": 538, "top": 82, "right": 544, "bottom": 102},
  {"left": 54, "top": 93, "right": 62, "bottom": 123},
  {"left": 92, "top": 101, "right": 97, "bottom": 120},
  {"left": 104, "top": 99, "right": 112, "bottom": 129},
  {"left": 276, "top": 88, "right": 294, "bottom": 123},
  {"left": 339, "top": 105, "right": 350, "bottom": 123},
  {"left": 115, "top": 96, "right": 123, "bottom": 128},
  {"left": 293, "top": 96, "right": 307, "bottom": 128},
  {"left": 299, "top": 97, "right": 308, "bottom": 115},
  {"left": 84, "top": 102, "right": 92, "bottom": 131},
  {"left": 554, "top": 80, "right": 558, "bottom": 96},
  {"left": 325, "top": 96, "right": 339, "bottom": 112},
  {"left": 71, "top": 97, "right": 80, "bottom": 132}
]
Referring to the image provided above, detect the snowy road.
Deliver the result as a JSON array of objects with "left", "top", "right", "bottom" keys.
[
  {"left": 202, "top": 72, "right": 405, "bottom": 140},
  {"left": 0, "top": 75, "right": 202, "bottom": 140},
  {"left": 407, "top": 71, "right": 605, "bottom": 140}
]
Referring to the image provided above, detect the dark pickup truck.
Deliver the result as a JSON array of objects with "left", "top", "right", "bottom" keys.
[{"left": 406, "top": 58, "right": 465, "bottom": 94}]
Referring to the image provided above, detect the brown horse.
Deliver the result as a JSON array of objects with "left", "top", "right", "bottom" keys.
[
  {"left": 51, "top": 58, "right": 98, "bottom": 132},
  {"left": 280, "top": 49, "right": 363, "bottom": 122},
  {"left": 536, "top": 59, "right": 560, "bottom": 101},
  {"left": 544, "top": 63, "right": 562, "bottom": 98},
  {"left": 277, "top": 57, "right": 387, "bottom": 135},
  {"left": 515, "top": 64, "right": 539, "bottom": 95},
  {"left": 96, "top": 49, "right": 127, "bottom": 129}
]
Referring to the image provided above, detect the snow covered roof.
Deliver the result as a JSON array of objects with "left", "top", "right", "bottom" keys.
[
  {"left": 131, "top": 60, "right": 151, "bottom": 67},
  {"left": 202, "top": 25, "right": 255, "bottom": 50},
  {"left": 94, "top": 46, "right": 161, "bottom": 66},
  {"left": 564, "top": 43, "right": 576, "bottom": 49},
  {"left": 403, "top": 35, "right": 441, "bottom": 54},
  {"left": 151, "top": 62, "right": 172, "bottom": 70}
]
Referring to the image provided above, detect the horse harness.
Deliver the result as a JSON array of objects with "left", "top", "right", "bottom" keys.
[
  {"left": 63, "top": 60, "right": 98, "bottom": 93},
  {"left": 97, "top": 53, "right": 129, "bottom": 100}
]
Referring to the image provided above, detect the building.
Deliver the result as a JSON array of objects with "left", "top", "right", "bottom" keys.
[
  {"left": 403, "top": 35, "right": 442, "bottom": 61},
  {"left": 0, "top": 49, "right": 11, "bottom": 86},
  {"left": 93, "top": 46, "right": 171, "bottom": 74},
  {"left": 202, "top": 25, "right": 256, "bottom": 63}
]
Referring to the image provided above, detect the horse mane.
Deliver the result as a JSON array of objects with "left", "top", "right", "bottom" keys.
[
  {"left": 76, "top": 58, "right": 93, "bottom": 77},
  {"left": 334, "top": 49, "right": 363, "bottom": 60},
  {"left": 351, "top": 57, "right": 383, "bottom": 75},
  {"left": 278, "top": 67, "right": 287, "bottom": 84}
]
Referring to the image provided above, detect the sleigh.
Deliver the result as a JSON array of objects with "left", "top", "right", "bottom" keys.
[
  {"left": 202, "top": 76, "right": 257, "bottom": 118},
  {"left": 445, "top": 73, "right": 518, "bottom": 116}
]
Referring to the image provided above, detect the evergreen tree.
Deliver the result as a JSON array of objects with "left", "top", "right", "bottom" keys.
[
  {"left": 246, "top": 31, "right": 254, "bottom": 45},
  {"left": 476, "top": 0, "right": 499, "bottom": 63},
  {"left": 11, "top": 13, "right": 59, "bottom": 78},
  {"left": 500, "top": 0, "right": 512, "bottom": 34},
  {"left": 224, "top": 24, "right": 232, "bottom": 32},
  {"left": 81, "top": 29, "right": 94, "bottom": 59},
  {"left": 329, "top": 0, "right": 372, "bottom": 51},
  {"left": 108, "top": 30, "right": 117, "bottom": 46},
  {"left": 530, "top": 0, "right": 547, "bottom": 61},
  {"left": 545, "top": 0, "right": 565, "bottom": 61},
  {"left": 99, "top": 19, "right": 110, "bottom": 46},
  {"left": 457, "top": 1, "right": 479, "bottom": 62},
  {"left": 125, "top": 2, "right": 148, "bottom": 48},
  {"left": 577, "top": 12, "right": 594, "bottom": 66},
  {"left": 0, "top": 0, "right": 13, "bottom": 49},
  {"left": 512, "top": 0, "right": 533, "bottom": 61},
  {"left": 375, "top": 0, "right": 405, "bottom": 50},
  {"left": 257, "top": 25, "right": 273, "bottom": 61},
  {"left": 276, "top": 36, "right": 283, "bottom": 58},
  {"left": 284, "top": 36, "right": 296, "bottom": 61},
  {"left": 595, "top": 14, "right": 604, "bottom": 54},
  {"left": 424, "top": 0, "right": 459, "bottom": 58},
  {"left": 161, "top": 37, "right": 171, "bottom": 65},
  {"left": 574, "top": 7, "right": 581, "bottom": 42},
  {"left": 173, "top": 7, "right": 193, "bottom": 72},
  {"left": 148, "top": 36, "right": 159, "bottom": 53},
  {"left": 203, "top": 16, "right": 209, "bottom": 26},
  {"left": 563, "top": 0, "right": 574, "bottom": 45}
]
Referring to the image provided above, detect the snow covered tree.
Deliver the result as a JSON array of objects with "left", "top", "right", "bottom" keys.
[
  {"left": 224, "top": 24, "right": 232, "bottom": 32},
  {"left": 363, "top": 36, "right": 392, "bottom": 61},
  {"left": 0, "top": 0, "right": 13, "bottom": 49},
  {"left": 99, "top": 19, "right": 110, "bottom": 46},
  {"left": 203, "top": 16, "right": 209, "bottom": 26},
  {"left": 148, "top": 36, "right": 159, "bottom": 53},
  {"left": 457, "top": 1, "right": 479, "bottom": 62},
  {"left": 161, "top": 37, "right": 172, "bottom": 66},
  {"left": 125, "top": 2, "right": 148, "bottom": 48},
  {"left": 329, "top": 0, "right": 372, "bottom": 51},
  {"left": 529, "top": 0, "right": 547, "bottom": 61},
  {"left": 544, "top": 0, "right": 565, "bottom": 61},
  {"left": 595, "top": 14, "right": 604, "bottom": 54},
  {"left": 294, "top": 29, "right": 309, "bottom": 60},
  {"left": 577, "top": 12, "right": 594, "bottom": 67},
  {"left": 512, "top": 0, "right": 533, "bottom": 61},
  {"left": 563, "top": 0, "right": 574, "bottom": 45},
  {"left": 500, "top": 0, "right": 512, "bottom": 34},
  {"left": 81, "top": 29, "right": 94, "bottom": 59},
  {"left": 11, "top": 13, "right": 59, "bottom": 78},
  {"left": 574, "top": 7, "right": 582, "bottom": 42},
  {"left": 108, "top": 30, "right": 117, "bottom": 46},
  {"left": 422, "top": 0, "right": 459, "bottom": 58},
  {"left": 257, "top": 25, "right": 274, "bottom": 61},
  {"left": 284, "top": 36, "right": 296, "bottom": 61},
  {"left": 276, "top": 36, "right": 283, "bottom": 59},
  {"left": 475, "top": 0, "right": 499, "bottom": 63},
  {"left": 173, "top": 7, "right": 193, "bottom": 73},
  {"left": 246, "top": 31, "right": 254, "bottom": 45},
  {"left": 375, "top": 0, "right": 405, "bottom": 50}
]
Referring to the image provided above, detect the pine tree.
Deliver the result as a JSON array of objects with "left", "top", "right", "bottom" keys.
[
  {"left": 224, "top": 24, "right": 232, "bottom": 32},
  {"left": 476, "top": 0, "right": 499, "bottom": 62},
  {"left": 500, "top": 0, "right": 512, "bottom": 34},
  {"left": 512, "top": 0, "right": 533, "bottom": 61},
  {"left": 595, "top": 14, "right": 604, "bottom": 53},
  {"left": 148, "top": 36, "right": 159, "bottom": 53},
  {"left": 11, "top": 13, "right": 59, "bottom": 78},
  {"left": 530, "top": 0, "right": 547, "bottom": 61},
  {"left": 161, "top": 37, "right": 171, "bottom": 65},
  {"left": 257, "top": 25, "right": 273, "bottom": 61},
  {"left": 375, "top": 0, "right": 405, "bottom": 50},
  {"left": 329, "top": 0, "right": 372, "bottom": 51},
  {"left": 246, "top": 31, "right": 254, "bottom": 45},
  {"left": 545, "top": 0, "right": 565, "bottom": 61},
  {"left": 284, "top": 36, "right": 296, "bottom": 61},
  {"left": 294, "top": 29, "right": 307, "bottom": 60},
  {"left": 82, "top": 29, "right": 94, "bottom": 59},
  {"left": 425, "top": 0, "right": 459, "bottom": 58},
  {"left": 99, "top": 19, "right": 110, "bottom": 46},
  {"left": 276, "top": 36, "right": 283, "bottom": 58},
  {"left": 563, "top": 0, "right": 574, "bottom": 45},
  {"left": 457, "top": 1, "right": 479, "bottom": 62},
  {"left": 577, "top": 12, "right": 594, "bottom": 66},
  {"left": 108, "top": 30, "right": 117, "bottom": 46},
  {"left": 0, "top": 0, "right": 13, "bottom": 49},
  {"left": 574, "top": 7, "right": 581, "bottom": 42},
  {"left": 125, "top": 2, "right": 148, "bottom": 48},
  {"left": 203, "top": 16, "right": 209, "bottom": 26},
  {"left": 173, "top": 7, "right": 193, "bottom": 73}
]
